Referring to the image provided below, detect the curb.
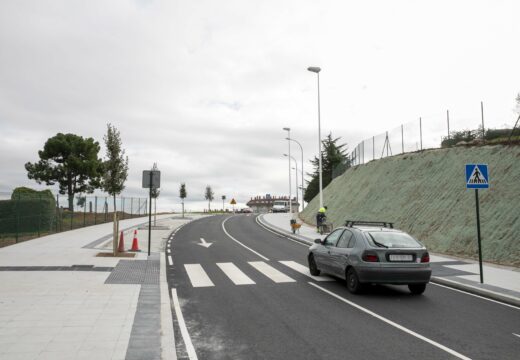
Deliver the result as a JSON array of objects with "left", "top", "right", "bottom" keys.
[
  {"left": 256, "top": 215, "right": 313, "bottom": 246},
  {"left": 257, "top": 215, "right": 520, "bottom": 308},
  {"left": 429, "top": 276, "right": 520, "bottom": 308}
]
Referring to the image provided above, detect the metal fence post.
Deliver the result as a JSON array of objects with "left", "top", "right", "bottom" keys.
[
  {"left": 419, "top": 117, "right": 423, "bottom": 150},
  {"left": 372, "top": 136, "right": 375, "bottom": 161},
  {"left": 37, "top": 193, "right": 42, "bottom": 237},
  {"left": 122, "top": 197, "right": 125, "bottom": 220},
  {"left": 70, "top": 201, "right": 73, "bottom": 230},
  {"left": 447, "top": 110, "right": 450, "bottom": 140},
  {"left": 15, "top": 193, "right": 20, "bottom": 243},
  {"left": 56, "top": 194, "right": 59, "bottom": 233},
  {"left": 94, "top": 196, "right": 97, "bottom": 225},
  {"left": 401, "top": 124, "right": 404, "bottom": 153},
  {"left": 83, "top": 198, "right": 87, "bottom": 227},
  {"left": 104, "top": 197, "right": 108, "bottom": 223},
  {"left": 481, "top": 101, "right": 485, "bottom": 139}
]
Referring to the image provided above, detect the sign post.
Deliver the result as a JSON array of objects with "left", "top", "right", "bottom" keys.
[
  {"left": 230, "top": 198, "right": 236, "bottom": 214},
  {"left": 465, "top": 164, "right": 489, "bottom": 284},
  {"left": 143, "top": 169, "right": 161, "bottom": 256}
]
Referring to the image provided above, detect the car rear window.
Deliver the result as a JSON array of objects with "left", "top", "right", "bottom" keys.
[{"left": 367, "top": 232, "right": 422, "bottom": 248}]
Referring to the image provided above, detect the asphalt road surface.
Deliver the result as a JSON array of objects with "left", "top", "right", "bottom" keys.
[{"left": 165, "top": 215, "right": 520, "bottom": 360}]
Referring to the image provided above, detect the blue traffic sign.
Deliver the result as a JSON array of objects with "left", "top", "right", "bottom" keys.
[{"left": 466, "top": 164, "right": 489, "bottom": 189}]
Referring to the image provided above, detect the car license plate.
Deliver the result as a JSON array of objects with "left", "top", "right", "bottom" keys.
[{"left": 389, "top": 254, "right": 413, "bottom": 262}]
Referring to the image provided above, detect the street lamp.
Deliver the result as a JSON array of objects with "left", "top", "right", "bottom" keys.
[
  {"left": 282, "top": 127, "right": 292, "bottom": 214},
  {"left": 284, "top": 154, "right": 299, "bottom": 212},
  {"left": 286, "top": 137, "right": 304, "bottom": 211},
  {"left": 307, "top": 66, "right": 323, "bottom": 209}
]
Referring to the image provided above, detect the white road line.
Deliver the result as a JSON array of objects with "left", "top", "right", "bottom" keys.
[
  {"left": 513, "top": 333, "right": 520, "bottom": 339},
  {"left": 184, "top": 264, "right": 215, "bottom": 287},
  {"left": 168, "top": 256, "right": 173, "bottom": 266},
  {"left": 430, "top": 282, "right": 520, "bottom": 310},
  {"left": 221, "top": 217, "right": 270, "bottom": 261},
  {"left": 217, "top": 262, "right": 256, "bottom": 285},
  {"left": 309, "top": 282, "right": 471, "bottom": 360},
  {"left": 279, "top": 261, "right": 334, "bottom": 281},
  {"left": 249, "top": 261, "right": 296, "bottom": 283},
  {"left": 171, "top": 288, "right": 198, "bottom": 360}
]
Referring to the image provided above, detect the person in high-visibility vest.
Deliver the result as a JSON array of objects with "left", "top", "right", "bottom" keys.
[{"left": 316, "top": 207, "right": 327, "bottom": 232}]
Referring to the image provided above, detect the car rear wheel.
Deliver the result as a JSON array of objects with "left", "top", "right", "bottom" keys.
[
  {"left": 408, "top": 283, "right": 427, "bottom": 295},
  {"left": 346, "top": 268, "right": 362, "bottom": 294},
  {"left": 308, "top": 255, "right": 320, "bottom": 276}
]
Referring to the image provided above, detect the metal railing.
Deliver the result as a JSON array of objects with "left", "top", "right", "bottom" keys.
[
  {"left": 0, "top": 193, "right": 148, "bottom": 248},
  {"left": 347, "top": 106, "right": 518, "bottom": 168}
]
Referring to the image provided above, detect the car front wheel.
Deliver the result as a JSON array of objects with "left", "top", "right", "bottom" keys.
[
  {"left": 408, "top": 283, "right": 427, "bottom": 295},
  {"left": 308, "top": 255, "right": 320, "bottom": 276},
  {"left": 346, "top": 268, "right": 362, "bottom": 294}
]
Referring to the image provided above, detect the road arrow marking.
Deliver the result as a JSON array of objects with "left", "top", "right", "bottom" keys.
[{"left": 197, "top": 238, "right": 213, "bottom": 248}]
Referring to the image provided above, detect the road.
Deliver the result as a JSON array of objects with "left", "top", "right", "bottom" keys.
[{"left": 165, "top": 215, "right": 520, "bottom": 360}]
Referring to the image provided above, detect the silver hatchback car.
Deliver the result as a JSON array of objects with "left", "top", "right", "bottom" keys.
[{"left": 308, "top": 221, "right": 432, "bottom": 294}]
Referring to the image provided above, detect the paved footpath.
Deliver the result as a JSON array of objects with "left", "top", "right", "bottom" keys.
[
  {"left": 259, "top": 213, "right": 520, "bottom": 307},
  {"left": 0, "top": 214, "right": 203, "bottom": 360}
]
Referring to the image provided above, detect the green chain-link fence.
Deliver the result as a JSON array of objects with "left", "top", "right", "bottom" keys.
[{"left": 0, "top": 191, "right": 148, "bottom": 248}]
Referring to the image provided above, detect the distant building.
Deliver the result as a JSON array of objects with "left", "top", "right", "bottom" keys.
[{"left": 246, "top": 195, "right": 299, "bottom": 213}]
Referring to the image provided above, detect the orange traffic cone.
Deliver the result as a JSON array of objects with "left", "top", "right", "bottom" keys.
[
  {"left": 130, "top": 229, "right": 141, "bottom": 252},
  {"left": 118, "top": 231, "right": 125, "bottom": 252}
]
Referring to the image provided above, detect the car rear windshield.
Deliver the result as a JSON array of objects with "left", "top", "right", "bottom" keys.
[{"left": 367, "top": 232, "right": 422, "bottom": 248}]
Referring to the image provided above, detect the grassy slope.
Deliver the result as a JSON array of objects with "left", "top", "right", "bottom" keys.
[{"left": 301, "top": 145, "right": 520, "bottom": 267}]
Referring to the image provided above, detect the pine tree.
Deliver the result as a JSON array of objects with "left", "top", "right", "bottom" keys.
[
  {"left": 304, "top": 133, "right": 350, "bottom": 203},
  {"left": 25, "top": 133, "right": 103, "bottom": 210}
]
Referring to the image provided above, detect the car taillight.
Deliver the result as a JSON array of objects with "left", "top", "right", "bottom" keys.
[
  {"left": 421, "top": 253, "right": 430, "bottom": 263},
  {"left": 362, "top": 252, "right": 379, "bottom": 262}
]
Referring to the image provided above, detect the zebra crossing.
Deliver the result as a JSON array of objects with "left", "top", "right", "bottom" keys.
[{"left": 182, "top": 260, "right": 334, "bottom": 288}]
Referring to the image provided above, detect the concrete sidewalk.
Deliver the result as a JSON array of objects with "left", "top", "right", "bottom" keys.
[
  {"left": 0, "top": 214, "right": 202, "bottom": 360},
  {"left": 259, "top": 213, "right": 520, "bottom": 307}
]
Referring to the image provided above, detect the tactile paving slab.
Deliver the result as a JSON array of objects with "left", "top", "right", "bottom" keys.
[{"left": 104, "top": 256, "right": 159, "bottom": 285}]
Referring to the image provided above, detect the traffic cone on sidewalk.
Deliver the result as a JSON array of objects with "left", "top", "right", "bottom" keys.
[
  {"left": 130, "top": 229, "right": 141, "bottom": 252},
  {"left": 118, "top": 231, "right": 125, "bottom": 253}
]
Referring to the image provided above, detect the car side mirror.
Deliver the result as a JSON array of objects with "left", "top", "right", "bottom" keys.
[{"left": 314, "top": 239, "right": 322, "bottom": 244}]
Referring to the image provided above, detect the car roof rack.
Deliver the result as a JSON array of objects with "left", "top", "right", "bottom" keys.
[{"left": 345, "top": 220, "right": 394, "bottom": 229}]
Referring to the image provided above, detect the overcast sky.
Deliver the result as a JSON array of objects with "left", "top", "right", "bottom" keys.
[{"left": 1, "top": 0, "right": 519, "bottom": 211}]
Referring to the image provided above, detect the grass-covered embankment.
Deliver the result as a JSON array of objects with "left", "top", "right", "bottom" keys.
[{"left": 301, "top": 145, "right": 520, "bottom": 267}]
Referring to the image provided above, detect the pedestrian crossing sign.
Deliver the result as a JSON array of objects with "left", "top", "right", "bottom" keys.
[{"left": 466, "top": 164, "right": 489, "bottom": 189}]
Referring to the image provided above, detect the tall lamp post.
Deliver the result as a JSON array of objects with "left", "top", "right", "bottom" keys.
[
  {"left": 307, "top": 66, "right": 323, "bottom": 209},
  {"left": 286, "top": 137, "right": 305, "bottom": 211},
  {"left": 282, "top": 127, "right": 292, "bottom": 214},
  {"left": 284, "top": 154, "right": 299, "bottom": 212}
]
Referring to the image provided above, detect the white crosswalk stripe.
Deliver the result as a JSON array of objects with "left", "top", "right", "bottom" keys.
[
  {"left": 184, "top": 264, "right": 215, "bottom": 287},
  {"left": 248, "top": 261, "right": 296, "bottom": 283},
  {"left": 183, "top": 261, "right": 333, "bottom": 288},
  {"left": 279, "top": 261, "right": 334, "bottom": 281},
  {"left": 217, "top": 262, "right": 256, "bottom": 285}
]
